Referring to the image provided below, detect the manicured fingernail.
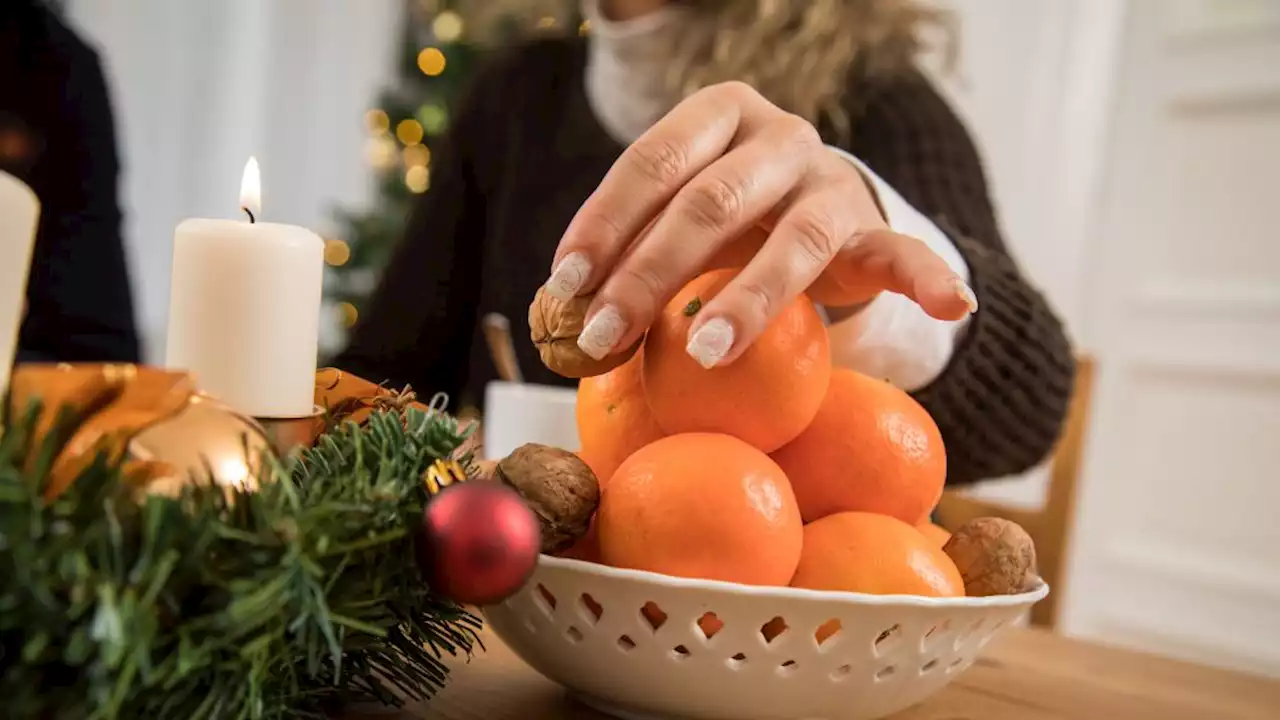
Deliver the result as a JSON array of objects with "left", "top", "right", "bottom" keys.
[
  {"left": 953, "top": 277, "right": 978, "bottom": 313},
  {"left": 578, "top": 305, "right": 626, "bottom": 360},
  {"left": 545, "top": 252, "right": 591, "bottom": 301},
  {"left": 686, "top": 318, "right": 735, "bottom": 369}
]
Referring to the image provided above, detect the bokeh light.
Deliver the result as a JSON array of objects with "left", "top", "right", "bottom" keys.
[
  {"left": 418, "top": 104, "right": 448, "bottom": 135},
  {"left": 396, "top": 118, "right": 425, "bottom": 146},
  {"left": 433, "top": 11, "right": 464, "bottom": 42},
  {"left": 403, "top": 144, "right": 431, "bottom": 168},
  {"left": 338, "top": 302, "right": 359, "bottom": 328},
  {"left": 364, "top": 136, "right": 398, "bottom": 169},
  {"left": 324, "top": 239, "right": 351, "bottom": 267},
  {"left": 364, "top": 108, "right": 390, "bottom": 135},
  {"left": 417, "top": 47, "right": 447, "bottom": 76},
  {"left": 405, "top": 165, "right": 430, "bottom": 194}
]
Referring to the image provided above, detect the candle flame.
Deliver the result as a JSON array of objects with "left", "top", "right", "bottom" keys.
[{"left": 240, "top": 157, "right": 261, "bottom": 218}]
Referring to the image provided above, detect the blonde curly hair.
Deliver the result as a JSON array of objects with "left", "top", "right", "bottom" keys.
[{"left": 455, "top": 0, "right": 952, "bottom": 135}]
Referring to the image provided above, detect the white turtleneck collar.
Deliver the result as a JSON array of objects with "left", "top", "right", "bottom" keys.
[{"left": 582, "top": 0, "right": 690, "bottom": 145}]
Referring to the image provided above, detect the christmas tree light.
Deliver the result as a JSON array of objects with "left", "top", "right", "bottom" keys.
[{"left": 323, "top": 1, "right": 581, "bottom": 358}]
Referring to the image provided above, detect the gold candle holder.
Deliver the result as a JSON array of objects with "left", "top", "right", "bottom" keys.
[{"left": 255, "top": 405, "right": 325, "bottom": 457}]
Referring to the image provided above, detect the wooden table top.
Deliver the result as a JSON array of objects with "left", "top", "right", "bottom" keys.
[{"left": 341, "top": 627, "right": 1280, "bottom": 720}]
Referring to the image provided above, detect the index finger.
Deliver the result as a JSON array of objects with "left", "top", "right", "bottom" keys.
[{"left": 544, "top": 85, "right": 757, "bottom": 301}]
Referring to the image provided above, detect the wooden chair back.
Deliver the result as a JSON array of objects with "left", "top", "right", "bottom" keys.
[{"left": 935, "top": 355, "right": 1097, "bottom": 629}]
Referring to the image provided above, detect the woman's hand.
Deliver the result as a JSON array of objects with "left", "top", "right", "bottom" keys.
[{"left": 545, "top": 82, "right": 976, "bottom": 369}]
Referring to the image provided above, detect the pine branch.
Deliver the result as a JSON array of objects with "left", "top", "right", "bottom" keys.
[{"left": 0, "top": 404, "right": 482, "bottom": 720}]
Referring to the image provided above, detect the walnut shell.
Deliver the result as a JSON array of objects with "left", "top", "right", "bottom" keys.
[
  {"left": 943, "top": 517, "right": 1039, "bottom": 597},
  {"left": 495, "top": 443, "right": 600, "bottom": 554},
  {"left": 529, "top": 285, "right": 639, "bottom": 378}
]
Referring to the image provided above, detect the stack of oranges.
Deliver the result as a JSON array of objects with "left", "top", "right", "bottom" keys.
[{"left": 569, "top": 268, "right": 964, "bottom": 598}]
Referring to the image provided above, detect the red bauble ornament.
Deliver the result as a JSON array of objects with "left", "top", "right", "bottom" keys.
[{"left": 417, "top": 482, "right": 541, "bottom": 606}]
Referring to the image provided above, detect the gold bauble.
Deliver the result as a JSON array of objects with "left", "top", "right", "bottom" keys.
[
  {"left": 128, "top": 394, "right": 273, "bottom": 496},
  {"left": 5, "top": 363, "right": 324, "bottom": 500}
]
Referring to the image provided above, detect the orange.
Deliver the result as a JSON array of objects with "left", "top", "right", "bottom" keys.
[
  {"left": 791, "top": 512, "right": 964, "bottom": 597},
  {"left": 917, "top": 521, "right": 952, "bottom": 548},
  {"left": 806, "top": 229, "right": 920, "bottom": 307},
  {"left": 598, "top": 433, "right": 803, "bottom": 586},
  {"left": 574, "top": 447, "right": 609, "bottom": 484},
  {"left": 576, "top": 350, "right": 666, "bottom": 482},
  {"left": 559, "top": 517, "right": 601, "bottom": 563},
  {"left": 641, "top": 603, "right": 725, "bottom": 639},
  {"left": 557, "top": 450, "right": 609, "bottom": 563},
  {"left": 805, "top": 271, "right": 881, "bottom": 308},
  {"left": 771, "top": 368, "right": 945, "bottom": 525},
  {"left": 643, "top": 268, "right": 831, "bottom": 453},
  {"left": 704, "top": 227, "right": 769, "bottom": 272},
  {"left": 703, "top": 227, "right": 879, "bottom": 307}
]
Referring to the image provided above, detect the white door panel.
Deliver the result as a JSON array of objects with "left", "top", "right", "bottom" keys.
[{"left": 1062, "top": 0, "right": 1280, "bottom": 676}]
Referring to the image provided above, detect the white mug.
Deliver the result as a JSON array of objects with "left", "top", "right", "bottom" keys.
[{"left": 482, "top": 381, "right": 579, "bottom": 460}]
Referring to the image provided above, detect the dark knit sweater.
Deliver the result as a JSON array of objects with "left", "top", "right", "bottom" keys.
[{"left": 336, "top": 37, "right": 1076, "bottom": 486}]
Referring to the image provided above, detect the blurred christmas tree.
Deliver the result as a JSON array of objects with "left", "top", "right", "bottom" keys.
[
  {"left": 321, "top": 1, "right": 477, "bottom": 353},
  {"left": 323, "top": 0, "right": 579, "bottom": 356}
]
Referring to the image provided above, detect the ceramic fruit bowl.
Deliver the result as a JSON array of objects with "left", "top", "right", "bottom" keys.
[{"left": 483, "top": 554, "right": 1048, "bottom": 720}]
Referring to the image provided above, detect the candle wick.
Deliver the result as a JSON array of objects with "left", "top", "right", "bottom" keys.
[{"left": 242, "top": 207, "right": 256, "bottom": 224}]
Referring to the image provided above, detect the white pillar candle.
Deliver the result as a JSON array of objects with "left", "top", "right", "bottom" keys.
[
  {"left": 165, "top": 158, "right": 323, "bottom": 418},
  {"left": 1, "top": 170, "right": 41, "bottom": 398}
]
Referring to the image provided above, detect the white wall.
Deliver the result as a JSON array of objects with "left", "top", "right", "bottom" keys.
[{"left": 64, "top": 0, "right": 403, "bottom": 363}]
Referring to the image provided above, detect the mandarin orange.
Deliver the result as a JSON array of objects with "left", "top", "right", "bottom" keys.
[
  {"left": 791, "top": 512, "right": 964, "bottom": 597},
  {"left": 805, "top": 271, "right": 882, "bottom": 308},
  {"left": 641, "top": 603, "right": 726, "bottom": 639},
  {"left": 556, "top": 451, "right": 608, "bottom": 563},
  {"left": 574, "top": 447, "right": 609, "bottom": 483},
  {"left": 559, "top": 516, "right": 601, "bottom": 563},
  {"left": 703, "top": 227, "right": 880, "bottom": 307},
  {"left": 917, "top": 521, "right": 952, "bottom": 548},
  {"left": 597, "top": 433, "right": 803, "bottom": 586},
  {"left": 771, "top": 368, "right": 945, "bottom": 525},
  {"left": 576, "top": 349, "right": 665, "bottom": 481},
  {"left": 643, "top": 269, "right": 831, "bottom": 453},
  {"left": 704, "top": 227, "right": 769, "bottom": 272}
]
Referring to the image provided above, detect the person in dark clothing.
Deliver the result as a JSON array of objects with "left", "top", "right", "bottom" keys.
[
  {"left": 336, "top": 0, "right": 1075, "bottom": 486},
  {"left": 1, "top": 0, "right": 141, "bottom": 364}
]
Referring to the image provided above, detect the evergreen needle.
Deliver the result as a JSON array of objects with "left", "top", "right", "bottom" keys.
[{"left": 0, "top": 401, "right": 481, "bottom": 718}]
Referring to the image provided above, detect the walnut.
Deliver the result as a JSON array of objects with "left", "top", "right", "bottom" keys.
[
  {"left": 495, "top": 443, "right": 600, "bottom": 554},
  {"left": 529, "top": 285, "right": 639, "bottom": 378},
  {"left": 943, "top": 517, "right": 1039, "bottom": 597}
]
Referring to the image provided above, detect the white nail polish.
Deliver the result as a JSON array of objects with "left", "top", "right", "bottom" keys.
[
  {"left": 686, "top": 318, "right": 735, "bottom": 369},
  {"left": 953, "top": 277, "right": 978, "bottom": 314},
  {"left": 578, "top": 305, "right": 626, "bottom": 361},
  {"left": 545, "top": 252, "right": 591, "bottom": 301}
]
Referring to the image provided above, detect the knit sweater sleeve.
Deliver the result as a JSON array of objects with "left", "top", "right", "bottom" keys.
[{"left": 846, "top": 70, "right": 1076, "bottom": 486}]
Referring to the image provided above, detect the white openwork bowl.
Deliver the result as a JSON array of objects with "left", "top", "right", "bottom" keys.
[{"left": 484, "top": 555, "right": 1048, "bottom": 720}]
